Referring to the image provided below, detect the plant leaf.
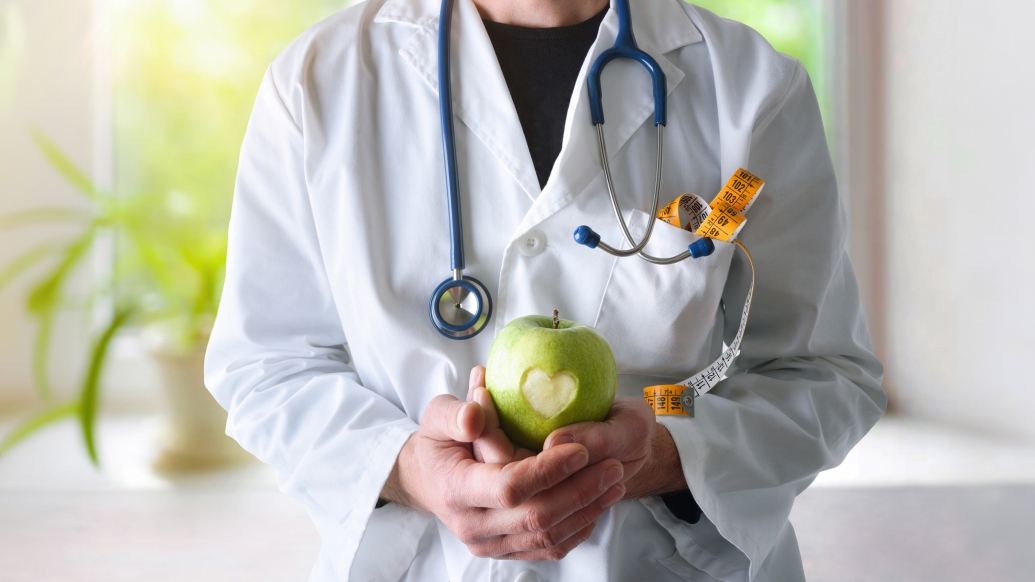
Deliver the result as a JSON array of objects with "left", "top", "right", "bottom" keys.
[
  {"left": 31, "top": 308, "right": 56, "bottom": 402},
  {"left": 78, "top": 308, "right": 133, "bottom": 466},
  {"left": 0, "top": 240, "right": 66, "bottom": 294},
  {"left": 0, "top": 207, "right": 92, "bottom": 230},
  {"left": 31, "top": 131, "right": 98, "bottom": 200},
  {"left": 26, "top": 232, "right": 95, "bottom": 402},
  {"left": 26, "top": 232, "right": 94, "bottom": 313},
  {"left": 0, "top": 402, "right": 78, "bottom": 457}
]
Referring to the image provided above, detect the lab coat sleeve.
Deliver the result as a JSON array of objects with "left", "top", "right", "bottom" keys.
[
  {"left": 204, "top": 69, "right": 427, "bottom": 581},
  {"left": 657, "top": 61, "right": 887, "bottom": 580}
]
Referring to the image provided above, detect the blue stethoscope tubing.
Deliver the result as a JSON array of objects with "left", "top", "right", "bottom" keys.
[
  {"left": 430, "top": 0, "right": 711, "bottom": 340},
  {"left": 430, "top": 0, "right": 494, "bottom": 340}
]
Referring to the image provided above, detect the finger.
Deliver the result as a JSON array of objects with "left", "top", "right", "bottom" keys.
[
  {"left": 421, "top": 394, "right": 485, "bottom": 443},
  {"left": 473, "top": 441, "right": 504, "bottom": 464},
  {"left": 477, "top": 444, "right": 534, "bottom": 463},
  {"left": 474, "top": 458, "right": 622, "bottom": 539},
  {"left": 524, "top": 460, "right": 623, "bottom": 533},
  {"left": 542, "top": 397, "right": 647, "bottom": 450},
  {"left": 455, "top": 463, "right": 624, "bottom": 558},
  {"left": 543, "top": 397, "right": 655, "bottom": 466},
  {"left": 471, "top": 387, "right": 516, "bottom": 464},
  {"left": 536, "top": 483, "right": 624, "bottom": 549},
  {"left": 467, "top": 366, "right": 485, "bottom": 400},
  {"left": 454, "top": 442, "right": 588, "bottom": 509},
  {"left": 473, "top": 387, "right": 500, "bottom": 433},
  {"left": 513, "top": 447, "right": 534, "bottom": 461},
  {"left": 501, "top": 521, "right": 600, "bottom": 562}
]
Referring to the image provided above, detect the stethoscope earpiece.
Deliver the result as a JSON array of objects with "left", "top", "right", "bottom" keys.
[
  {"left": 573, "top": 225, "right": 601, "bottom": 249},
  {"left": 688, "top": 238, "right": 715, "bottom": 259},
  {"left": 430, "top": 275, "right": 493, "bottom": 339}
]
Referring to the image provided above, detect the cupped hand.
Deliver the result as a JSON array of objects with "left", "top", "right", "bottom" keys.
[
  {"left": 393, "top": 390, "right": 626, "bottom": 560},
  {"left": 542, "top": 397, "right": 657, "bottom": 487}
]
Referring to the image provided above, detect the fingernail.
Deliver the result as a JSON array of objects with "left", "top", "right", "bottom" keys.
[
  {"left": 600, "top": 485, "right": 624, "bottom": 508},
  {"left": 545, "top": 435, "right": 576, "bottom": 450},
  {"left": 564, "top": 451, "right": 589, "bottom": 474},
  {"left": 600, "top": 465, "right": 624, "bottom": 491},
  {"left": 457, "top": 402, "right": 474, "bottom": 430},
  {"left": 474, "top": 389, "right": 491, "bottom": 408}
]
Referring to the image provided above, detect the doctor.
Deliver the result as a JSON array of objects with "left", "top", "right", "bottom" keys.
[{"left": 205, "top": 0, "right": 886, "bottom": 580}]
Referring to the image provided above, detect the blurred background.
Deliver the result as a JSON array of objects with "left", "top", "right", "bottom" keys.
[{"left": 1, "top": 0, "right": 1033, "bottom": 580}]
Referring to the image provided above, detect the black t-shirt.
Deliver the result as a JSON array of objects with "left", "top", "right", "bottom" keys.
[
  {"left": 483, "top": 9, "right": 607, "bottom": 189},
  {"left": 483, "top": 11, "right": 703, "bottom": 525}
]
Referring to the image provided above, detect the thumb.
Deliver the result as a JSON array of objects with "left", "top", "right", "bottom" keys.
[
  {"left": 543, "top": 420, "right": 615, "bottom": 465},
  {"left": 544, "top": 397, "right": 655, "bottom": 466},
  {"left": 421, "top": 394, "right": 485, "bottom": 443}
]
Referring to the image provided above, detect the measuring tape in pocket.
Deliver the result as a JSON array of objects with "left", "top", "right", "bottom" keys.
[{"left": 644, "top": 169, "right": 761, "bottom": 418}]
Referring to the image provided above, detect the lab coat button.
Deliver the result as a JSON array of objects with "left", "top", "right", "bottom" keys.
[
  {"left": 513, "top": 571, "right": 540, "bottom": 582},
  {"left": 517, "top": 229, "right": 546, "bottom": 257}
]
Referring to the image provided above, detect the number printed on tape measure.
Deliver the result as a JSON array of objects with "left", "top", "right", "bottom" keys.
[
  {"left": 657, "top": 193, "right": 710, "bottom": 233},
  {"left": 643, "top": 385, "right": 690, "bottom": 416},
  {"left": 712, "top": 168, "right": 764, "bottom": 214},
  {"left": 695, "top": 202, "right": 746, "bottom": 241}
]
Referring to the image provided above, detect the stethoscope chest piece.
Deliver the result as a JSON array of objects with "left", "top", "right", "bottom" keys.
[{"left": 430, "top": 275, "right": 493, "bottom": 339}]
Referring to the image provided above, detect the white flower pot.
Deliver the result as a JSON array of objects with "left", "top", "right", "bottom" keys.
[{"left": 149, "top": 341, "right": 252, "bottom": 473}]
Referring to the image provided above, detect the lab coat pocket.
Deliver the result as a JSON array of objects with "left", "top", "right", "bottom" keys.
[
  {"left": 657, "top": 549, "right": 725, "bottom": 582},
  {"left": 593, "top": 209, "right": 734, "bottom": 380},
  {"left": 640, "top": 497, "right": 748, "bottom": 582}
]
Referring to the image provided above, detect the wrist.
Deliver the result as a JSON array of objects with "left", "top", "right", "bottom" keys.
[
  {"left": 380, "top": 434, "right": 430, "bottom": 512},
  {"left": 624, "top": 423, "right": 688, "bottom": 499}
]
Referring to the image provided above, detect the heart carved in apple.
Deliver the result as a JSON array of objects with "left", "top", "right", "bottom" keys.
[
  {"left": 485, "top": 312, "right": 617, "bottom": 451},
  {"left": 521, "top": 369, "right": 577, "bottom": 418}
]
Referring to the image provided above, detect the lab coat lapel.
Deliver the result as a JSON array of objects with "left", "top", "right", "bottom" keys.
[
  {"left": 517, "top": 0, "right": 701, "bottom": 235},
  {"left": 376, "top": 0, "right": 542, "bottom": 201}
]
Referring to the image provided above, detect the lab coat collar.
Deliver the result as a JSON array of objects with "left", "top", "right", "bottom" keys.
[
  {"left": 374, "top": 0, "right": 703, "bottom": 212},
  {"left": 376, "top": 0, "right": 542, "bottom": 201},
  {"left": 374, "top": 0, "right": 701, "bottom": 54}
]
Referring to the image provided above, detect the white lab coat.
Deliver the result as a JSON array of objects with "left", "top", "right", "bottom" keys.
[{"left": 205, "top": 0, "right": 886, "bottom": 580}]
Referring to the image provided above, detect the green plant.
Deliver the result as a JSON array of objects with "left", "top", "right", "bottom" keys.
[
  {"left": 0, "top": 0, "right": 344, "bottom": 466},
  {"left": 0, "top": 132, "right": 226, "bottom": 465}
]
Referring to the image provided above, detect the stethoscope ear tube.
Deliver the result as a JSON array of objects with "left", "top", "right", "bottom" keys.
[
  {"left": 573, "top": 225, "right": 716, "bottom": 260},
  {"left": 586, "top": 0, "right": 667, "bottom": 126},
  {"left": 577, "top": 0, "right": 701, "bottom": 265}
]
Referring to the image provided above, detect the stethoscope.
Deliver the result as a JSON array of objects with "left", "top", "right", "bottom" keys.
[{"left": 430, "top": 0, "right": 715, "bottom": 340}]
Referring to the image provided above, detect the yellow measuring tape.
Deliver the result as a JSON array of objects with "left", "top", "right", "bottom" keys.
[
  {"left": 645, "top": 169, "right": 762, "bottom": 417},
  {"left": 657, "top": 193, "right": 709, "bottom": 233}
]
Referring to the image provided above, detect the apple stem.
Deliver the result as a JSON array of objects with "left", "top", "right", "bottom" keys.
[{"left": 553, "top": 309, "right": 559, "bottom": 329}]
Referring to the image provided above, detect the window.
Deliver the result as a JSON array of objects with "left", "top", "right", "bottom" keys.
[
  {"left": 693, "top": 0, "right": 830, "bottom": 126},
  {"left": 110, "top": 0, "right": 346, "bottom": 341}
]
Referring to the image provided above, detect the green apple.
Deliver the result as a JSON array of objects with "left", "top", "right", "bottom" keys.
[{"left": 485, "top": 313, "right": 617, "bottom": 451}]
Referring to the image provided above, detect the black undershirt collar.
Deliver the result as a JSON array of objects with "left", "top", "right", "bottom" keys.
[{"left": 483, "top": 8, "right": 607, "bottom": 189}]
